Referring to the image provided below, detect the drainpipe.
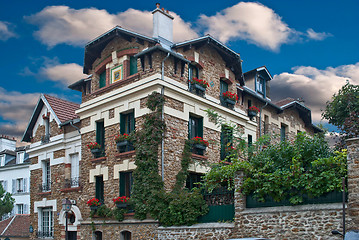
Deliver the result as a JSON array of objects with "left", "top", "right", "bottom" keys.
[
  {"left": 70, "top": 120, "right": 81, "bottom": 134},
  {"left": 258, "top": 102, "right": 268, "bottom": 138},
  {"left": 161, "top": 53, "right": 170, "bottom": 181}
]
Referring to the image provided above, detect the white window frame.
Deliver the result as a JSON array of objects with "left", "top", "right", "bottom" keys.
[
  {"left": 17, "top": 204, "right": 24, "bottom": 214},
  {"left": 42, "top": 160, "right": 51, "bottom": 192},
  {"left": 70, "top": 153, "right": 79, "bottom": 187},
  {"left": 39, "top": 207, "right": 54, "bottom": 238}
]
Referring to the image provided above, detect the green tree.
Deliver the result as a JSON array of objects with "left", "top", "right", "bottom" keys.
[
  {"left": 0, "top": 184, "right": 14, "bottom": 218},
  {"left": 322, "top": 81, "right": 359, "bottom": 140}
]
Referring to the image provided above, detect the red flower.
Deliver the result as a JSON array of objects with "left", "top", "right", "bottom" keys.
[
  {"left": 113, "top": 196, "right": 130, "bottom": 203},
  {"left": 191, "top": 136, "right": 209, "bottom": 147},
  {"left": 248, "top": 106, "right": 260, "bottom": 113},
  {"left": 87, "top": 198, "right": 101, "bottom": 206},
  {"left": 222, "top": 91, "right": 238, "bottom": 101},
  {"left": 87, "top": 142, "right": 101, "bottom": 150},
  {"left": 115, "top": 133, "right": 129, "bottom": 143},
  {"left": 190, "top": 78, "right": 209, "bottom": 88}
]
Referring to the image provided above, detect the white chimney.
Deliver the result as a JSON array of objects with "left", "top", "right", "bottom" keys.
[{"left": 152, "top": 3, "right": 174, "bottom": 48}]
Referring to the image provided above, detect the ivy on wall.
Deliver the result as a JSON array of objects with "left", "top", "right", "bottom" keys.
[{"left": 131, "top": 92, "right": 208, "bottom": 225}]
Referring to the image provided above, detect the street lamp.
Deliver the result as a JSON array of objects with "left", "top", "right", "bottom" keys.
[{"left": 62, "top": 198, "right": 72, "bottom": 240}]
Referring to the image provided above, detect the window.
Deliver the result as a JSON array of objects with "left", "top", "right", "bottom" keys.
[
  {"left": 42, "top": 160, "right": 51, "bottom": 192},
  {"left": 99, "top": 71, "right": 106, "bottom": 88},
  {"left": 119, "top": 111, "right": 135, "bottom": 152},
  {"left": 0, "top": 180, "right": 7, "bottom": 192},
  {"left": 189, "top": 115, "right": 204, "bottom": 155},
  {"left": 220, "top": 80, "right": 232, "bottom": 107},
  {"left": 130, "top": 56, "right": 138, "bottom": 75},
  {"left": 281, "top": 123, "right": 287, "bottom": 142},
  {"left": 119, "top": 172, "right": 133, "bottom": 197},
  {"left": 70, "top": 154, "right": 79, "bottom": 187},
  {"left": 120, "top": 231, "right": 131, "bottom": 240},
  {"left": 14, "top": 178, "right": 26, "bottom": 193},
  {"left": 189, "top": 65, "right": 199, "bottom": 79},
  {"left": 42, "top": 117, "right": 50, "bottom": 143},
  {"left": 17, "top": 204, "right": 24, "bottom": 214},
  {"left": 94, "top": 231, "right": 102, "bottom": 240},
  {"left": 248, "top": 134, "right": 253, "bottom": 147},
  {"left": 96, "top": 121, "right": 105, "bottom": 157},
  {"left": 186, "top": 173, "right": 203, "bottom": 190},
  {"left": 39, "top": 207, "right": 53, "bottom": 238},
  {"left": 95, "top": 176, "right": 104, "bottom": 203},
  {"left": 220, "top": 125, "right": 233, "bottom": 161},
  {"left": 180, "top": 62, "right": 185, "bottom": 77},
  {"left": 16, "top": 151, "right": 25, "bottom": 164},
  {"left": 256, "top": 76, "right": 266, "bottom": 96},
  {"left": 0, "top": 155, "right": 4, "bottom": 166}
]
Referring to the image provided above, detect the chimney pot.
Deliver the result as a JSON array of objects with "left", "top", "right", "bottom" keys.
[{"left": 156, "top": 3, "right": 160, "bottom": 8}]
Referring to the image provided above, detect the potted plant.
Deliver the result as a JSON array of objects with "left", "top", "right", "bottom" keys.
[
  {"left": 87, "top": 198, "right": 101, "bottom": 212},
  {"left": 115, "top": 133, "right": 129, "bottom": 149},
  {"left": 87, "top": 142, "right": 102, "bottom": 156},
  {"left": 222, "top": 91, "right": 238, "bottom": 105},
  {"left": 248, "top": 106, "right": 260, "bottom": 120},
  {"left": 113, "top": 196, "right": 130, "bottom": 209},
  {"left": 190, "top": 77, "right": 209, "bottom": 93}
]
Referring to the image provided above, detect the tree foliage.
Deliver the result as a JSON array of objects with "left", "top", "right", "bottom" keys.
[
  {"left": 203, "top": 132, "right": 347, "bottom": 205},
  {"left": 322, "top": 81, "right": 359, "bottom": 139},
  {"left": 0, "top": 184, "right": 14, "bottom": 217}
]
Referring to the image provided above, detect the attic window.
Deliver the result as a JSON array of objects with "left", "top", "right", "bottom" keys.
[
  {"left": 256, "top": 76, "right": 265, "bottom": 96},
  {"left": 99, "top": 71, "right": 106, "bottom": 88}
]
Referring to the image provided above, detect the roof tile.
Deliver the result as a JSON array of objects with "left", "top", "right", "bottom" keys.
[{"left": 43, "top": 95, "right": 80, "bottom": 123}]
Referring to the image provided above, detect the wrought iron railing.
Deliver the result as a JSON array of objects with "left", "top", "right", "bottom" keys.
[
  {"left": 63, "top": 177, "right": 80, "bottom": 188},
  {"left": 36, "top": 230, "right": 54, "bottom": 238},
  {"left": 39, "top": 182, "right": 51, "bottom": 192}
]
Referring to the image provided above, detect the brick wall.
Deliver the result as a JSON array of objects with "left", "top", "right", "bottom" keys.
[{"left": 347, "top": 138, "right": 359, "bottom": 230}]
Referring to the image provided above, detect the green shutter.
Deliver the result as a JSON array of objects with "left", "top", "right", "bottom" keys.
[
  {"left": 119, "top": 172, "right": 125, "bottom": 196},
  {"left": 120, "top": 114, "right": 125, "bottom": 134},
  {"left": 99, "top": 71, "right": 106, "bottom": 88},
  {"left": 95, "top": 176, "right": 104, "bottom": 202},
  {"left": 220, "top": 80, "right": 228, "bottom": 94},
  {"left": 198, "top": 118, "right": 203, "bottom": 138},
  {"left": 96, "top": 122, "right": 104, "bottom": 150},
  {"left": 130, "top": 57, "right": 138, "bottom": 75}
]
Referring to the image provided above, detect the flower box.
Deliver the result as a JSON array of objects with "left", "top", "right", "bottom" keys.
[
  {"left": 116, "top": 203, "right": 128, "bottom": 209},
  {"left": 248, "top": 110, "right": 258, "bottom": 118},
  {"left": 117, "top": 140, "right": 128, "bottom": 148},
  {"left": 224, "top": 98, "right": 236, "bottom": 105},
  {"left": 91, "top": 148, "right": 101, "bottom": 154},
  {"left": 194, "top": 143, "right": 207, "bottom": 150},
  {"left": 193, "top": 83, "right": 206, "bottom": 92},
  {"left": 90, "top": 205, "right": 98, "bottom": 212}
]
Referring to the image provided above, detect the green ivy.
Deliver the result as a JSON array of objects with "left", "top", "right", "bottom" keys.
[{"left": 130, "top": 91, "right": 208, "bottom": 225}]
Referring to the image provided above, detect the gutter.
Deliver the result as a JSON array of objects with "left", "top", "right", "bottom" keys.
[{"left": 59, "top": 119, "right": 81, "bottom": 134}]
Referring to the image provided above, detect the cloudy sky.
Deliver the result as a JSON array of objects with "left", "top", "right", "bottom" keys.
[{"left": 1, "top": 0, "right": 358, "bottom": 139}]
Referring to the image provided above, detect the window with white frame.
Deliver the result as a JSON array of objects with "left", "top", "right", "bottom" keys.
[
  {"left": 256, "top": 76, "right": 265, "bottom": 96},
  {"left": 70, "top": 153, "right": 79, "bottom": 187},
  {"left": 42, "top": 160, "right": 51, "bottom": 192},
  {"left": 17, "top": 204, "right": 24, "bottom": 214},
  {"left": 0, "top": 180, "right": 7, "bottom": 192},
  {"left": 16, "top": 151, "right": 25, "bottom": 164},
  {"left": 39, "top": 207, "right": 54, "bottom": 238},
  {"left": 0, "top": 155, "right": 4, "bottom": 166},
  {"left": 12, "top": 178, "right": 27, "bottom": 193}
]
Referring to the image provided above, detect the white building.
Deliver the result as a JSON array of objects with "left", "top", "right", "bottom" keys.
[{"left": 0, "top": 136, "right": 30, "bottom": 219}]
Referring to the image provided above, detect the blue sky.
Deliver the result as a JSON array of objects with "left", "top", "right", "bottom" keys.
[{"left": 1, "top": 0, "right": 358, "bottom": 138}]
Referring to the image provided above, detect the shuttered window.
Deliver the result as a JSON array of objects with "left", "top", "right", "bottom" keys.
[
  {"left": 96, "top": 121, "right": 105, "bottom": 150},
  {"left": 119, "top": 172, "right": 133, "bottom": 197},
  {"left": 99, "top": 71, "right": 106, "bottom": 88},
  {"left": 95, "top": 176, "right": 104, "bottom": 202},
  {"left": 188, "top": 115, "right": 203, "bottom": 139},
  {"left": 130, "top": 56, "right": 138, "bottom": 75}
]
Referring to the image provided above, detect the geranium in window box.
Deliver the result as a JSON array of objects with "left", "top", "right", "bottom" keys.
[
  {"left": 190, "top": 78, "right": 209, "bottom": 92},
  {"left": 87, "top": 142, "right": 102, "bottom": 156},
  {"left": 113, "top": 196, "right": 130, "bottom": 209},
  {"left": 248, "top": 106, "right": 260, "bottom": 120},
  {"left": 222, "top": 91, "right": 238, "bottom": 105},
  {"left": 87, "top": 198, "right": 101, "bottom": 211},
  {"left": 191, "top": 136, "right": 209, "bottom": 155},
  {"left": 115, "top": 133, "right": 134, "bottom": 153}
]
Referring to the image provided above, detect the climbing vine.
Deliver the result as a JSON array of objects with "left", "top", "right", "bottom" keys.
[{"left": 130, "top": 91, "right": 207, "bottom": 225}]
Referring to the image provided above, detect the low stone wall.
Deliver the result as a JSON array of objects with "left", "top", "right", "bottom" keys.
[
  {"left": 157, "top": 223, "right": 234, "bottom": 240},
  {"left": 235, "top": 203, "right": 343, "bottom": 240}
]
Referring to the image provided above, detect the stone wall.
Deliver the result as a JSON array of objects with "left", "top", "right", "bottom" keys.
[{"left": 157, "top": 223, "right": 234, "bottom": 240}]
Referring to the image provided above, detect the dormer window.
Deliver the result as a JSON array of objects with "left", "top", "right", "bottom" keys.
[
  {"left": 0, "top": 155, "right": 4, "bottom": 166},
  {"left": 16, "top": 151, "right": 24, "bottom": 164}
]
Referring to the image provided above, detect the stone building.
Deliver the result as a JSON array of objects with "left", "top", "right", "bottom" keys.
[
  {"left": 241, "top": 66, "right": 321, "bottom": 144},
  {"left": 22, "top": 94, "right": 81, "bottom": 239},
  {"left": 24, "top": 4, "right": 322, "bottom": 240}
]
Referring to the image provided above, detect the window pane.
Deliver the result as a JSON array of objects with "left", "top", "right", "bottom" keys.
[{"left": 99, "top": 71, "right": 106, "bottom": 88}]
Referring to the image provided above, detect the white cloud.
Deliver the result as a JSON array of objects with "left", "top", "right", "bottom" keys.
[
  {"left": 0, "top": 21, "right": 16, "bottom": 41},
  {"left": 198, "top": 2, "right": 296, "bottom": 51},
  {"left": 41, "top": 63, "right": 87, "bottom": 85},
  {"left": 198, "top": 2, "right": 331, "bottom": 51},
  {"left": 25, "top": 6, "right": 198, "bottom": 47},
  {"left": 306, "top": 28, "right": 332, "bottom": 41},
  {"left": 272, "top": 63, "right": 359, "bottom": 121},
  {"left": 0, "top": 88, "right": 39, "bottom": 138}
]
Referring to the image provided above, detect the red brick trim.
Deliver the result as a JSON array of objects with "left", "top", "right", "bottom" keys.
[
  {"left": 94, "top": 56, "right": 112, "bottom": 73},
  {"left": 116, "top": 48, "right": 139, "bottom": 58},
  {"left": 90, "top": 156, "right": 107, "bottom": 163},
  {"left": 115, "top": 150, "right": 136, "bottom": 159},
  {"left": 187, "top": 57, "right": 204, "bottom": 69},
  {"left": 191, "top": 153, "right": 208, "bottom": 161},
  {"left": 92, "top": 73, "right": 140, "bottom": 96},
  {"left": 60, "top": 186, "right": 82, "bottom": 193},
  {"left": 38, "top": 191, "right": 51, "bottom": 196},
  {"left": 65, "top": 163, "right": 71, "bottom": 168},
  {"left": 220, "top": 75, "right": 234, "bottom": 84}
]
